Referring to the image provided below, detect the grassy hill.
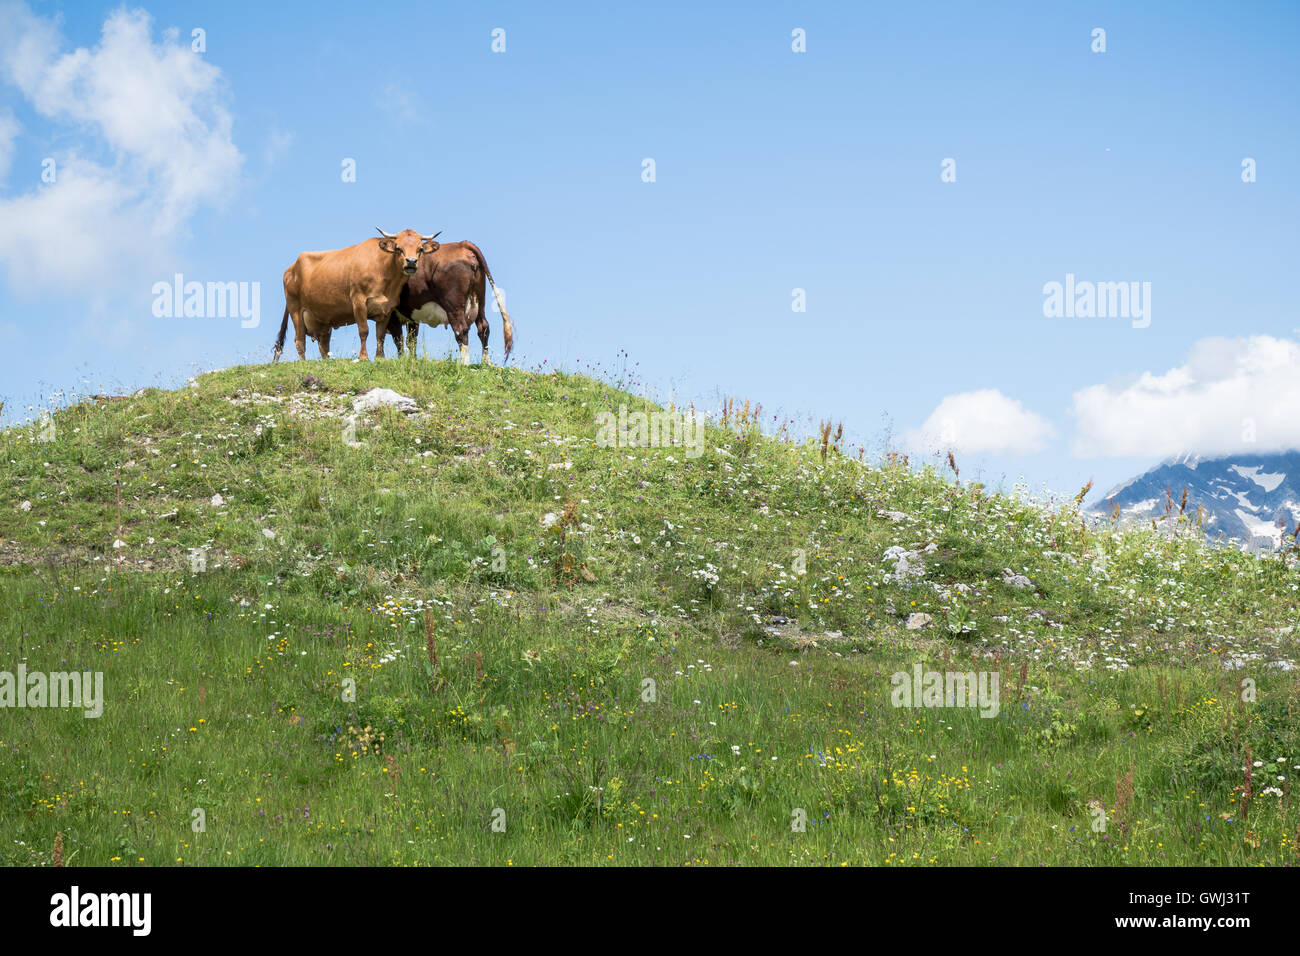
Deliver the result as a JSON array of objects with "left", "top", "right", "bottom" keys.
[{"left": 2, "top": 358, "right": 1298, "bottom": 866}]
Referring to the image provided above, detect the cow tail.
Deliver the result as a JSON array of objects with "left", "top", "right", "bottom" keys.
[
  {"left": 465, "top": 241, "right": 513, "bottom": 360},
  {"left": 272, "top": 304, "right": 290, "bottom": 362}
]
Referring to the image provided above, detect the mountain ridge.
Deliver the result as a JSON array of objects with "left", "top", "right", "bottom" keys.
[{"left": 1090, "top": 450, "right": 1300, "bottom": 548}]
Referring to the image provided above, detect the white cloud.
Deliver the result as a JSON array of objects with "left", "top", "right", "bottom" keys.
[
  {"left": 0, "top": 1, "right": 242, "bottom": 295},
  {"left": 1070, "top": 335, "right": 1300, "bottom": 458},
  {"left": 0, "top": 109, "right": 19, "bottom": 182},
  {"left": 263, "top": 128, "right": 294, "bottom": 169},
  {"left": 0, "top": 158, "right": 141, "bottom": 287},
  {"left": 378, "top": 83, "right": 424, "bottom": 126},
  {"left": 906, "top": 389, "right": 1055, "bottom": 456}
]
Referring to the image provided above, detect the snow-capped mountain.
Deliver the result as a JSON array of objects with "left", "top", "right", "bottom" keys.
[{"left": 1090, "top": 452, "right": 1300, "bottom": 549}]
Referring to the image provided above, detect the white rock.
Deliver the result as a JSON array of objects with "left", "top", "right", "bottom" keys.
[
  {"left": 906, "top": 613, "right": 933, "bottom": 631},
  {"left": 19, "top": 500, "right": 32, "bottom": 512},
  {"left": 262, "top": 528, "right": 276, "bottom": 539},
  {"left": 541, "top": 512, "right": 559, "bottom": 528},
  {"left": 878, "top": 509, "right": 911, "bottom": 523},
  {"left": 1002, "top": 569, "right": 1033, "bottom": 589},
  {"left": 211, "top": 494, "right": 225, "bottom": 507},
  {"left": 883, "top": 545, "right": 925, "bottom": 583},
  {"left": 353, "top": 388, "right": 420, "bottom": 416}
]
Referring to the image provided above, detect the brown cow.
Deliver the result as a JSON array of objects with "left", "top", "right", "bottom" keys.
[
  {"left": 273, "top": 228, "right": 441, "bottom": 362},
  {"left": 383, "top": 240, "right": 514, "bottom": 365}
]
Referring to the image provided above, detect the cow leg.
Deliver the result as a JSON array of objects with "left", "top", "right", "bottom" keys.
[
  {"left": 374, "top": 312, "right": 390, "bottom": 358},
  {"left": 450, "top": 317, "right": 471, "bottom": 366},
  {"left": 387, "top": 312, "right": 405, "bottom": 357},
  {"left": 475, "top": 312, "right": 492, "bottom": 365},
  {"left": 318, "top": 329, "right": 332, "bottom": 360},
  {"left": 294, "top": 311, "right": 308, "bottom": 361},
  {"left": 352, "top": 297, "right": 371, "bottom": 360},
  {"left": 405, "top": 318, "right": 419, "bottom": 356}
]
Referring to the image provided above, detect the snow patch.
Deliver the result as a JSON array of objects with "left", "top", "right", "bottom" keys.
[
  {"left": 1234, "top": 492, "right": 1258, "bottom": 510},
  {"left": 1234, "top": 508, "right": 1283, "bottom": 545},
  {"left": 1229, "top": 464, "right": 1285, "bottom": 493}
]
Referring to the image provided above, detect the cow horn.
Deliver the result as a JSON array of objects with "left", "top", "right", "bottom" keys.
[
  {"left": 422, "top": 231, "right": 442, "bottom": 241},
  {"left": 375, "top": 227, "right": 397, "bottom": 239}
]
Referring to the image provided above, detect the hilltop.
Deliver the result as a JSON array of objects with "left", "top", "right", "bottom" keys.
[{"left": 1, "top": 358, "right": 1298, "bottom": 866}]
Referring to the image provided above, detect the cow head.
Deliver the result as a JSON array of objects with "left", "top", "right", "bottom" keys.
[{"left": 376, "top": 228, "right": 442, "bottom": 275}]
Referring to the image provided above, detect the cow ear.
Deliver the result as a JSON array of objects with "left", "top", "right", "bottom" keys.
[
  {"left": 421, "top": 240, "right": 440, "bottom": 254},
  {"left": 377, "top": 238, "right": 397, "bottom": 253}
]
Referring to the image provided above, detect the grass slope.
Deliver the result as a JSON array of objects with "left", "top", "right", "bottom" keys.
[{"left": 1, "top": 358, "right": 1298, "bottom": 866}]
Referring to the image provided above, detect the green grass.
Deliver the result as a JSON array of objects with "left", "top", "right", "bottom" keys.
[{"left": 2, "top": 357, "right": 1299, "bottom": 865}]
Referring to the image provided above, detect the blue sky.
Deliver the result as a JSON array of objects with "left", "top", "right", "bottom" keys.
[{"left": 1, "top": 0, "right": 1297, "bottom": 500}]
